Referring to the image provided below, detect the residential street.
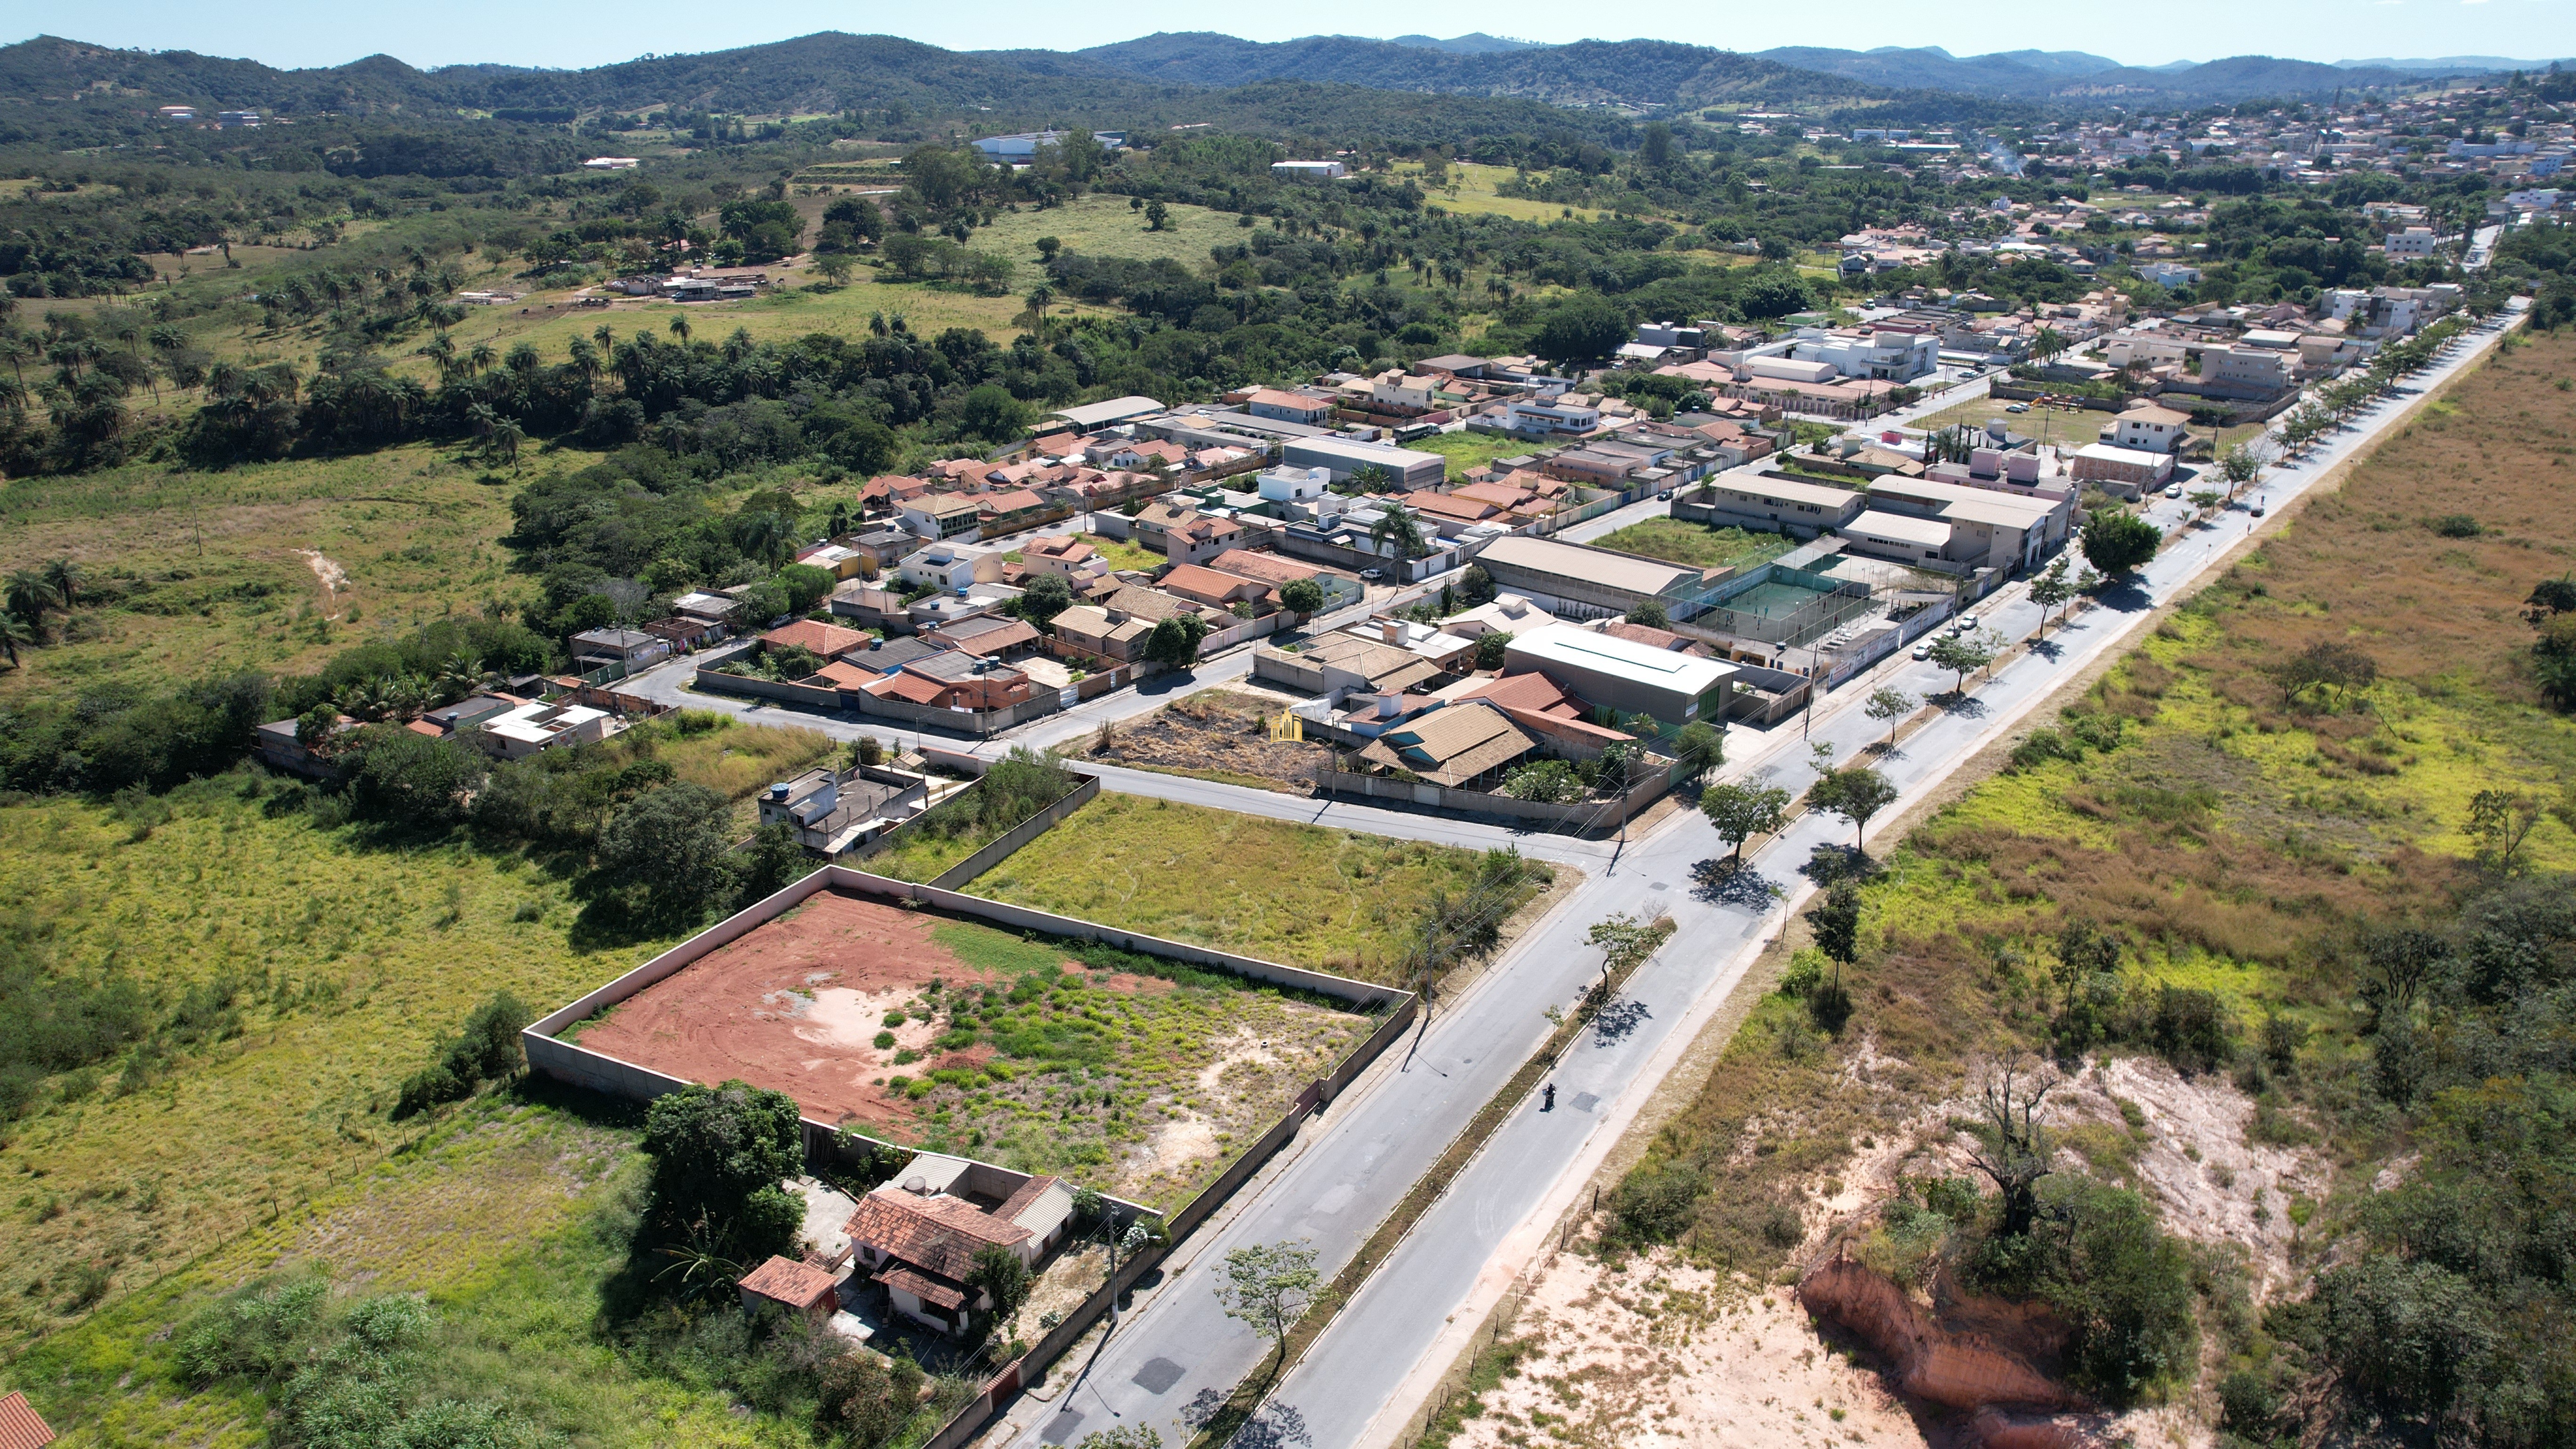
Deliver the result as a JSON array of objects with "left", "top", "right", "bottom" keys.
[{"left": 981, "top": 303, "right": 2526, "bottom": 1449}]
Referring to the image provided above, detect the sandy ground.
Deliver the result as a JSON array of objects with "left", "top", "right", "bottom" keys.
[
  {"left": 1452, "top": 1254, "right": 1924, "bottom": 1449},
  {"left": 298, "top": 548, "right": 349, "bottom": 616},
  {"left": 1446, "top": 1050, "right": 2326, "bottom": 1449},
  {"left": 571, "top": 890, "right": 1166, "bottom": 1130}
]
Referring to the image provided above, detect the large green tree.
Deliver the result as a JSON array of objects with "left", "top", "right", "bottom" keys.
[
  {"left": 2081, "top": 510, "right": 2163, "bottom": 575},
  {"left": 642, "top": 1080, "right": 806, "bottom": 1263}
]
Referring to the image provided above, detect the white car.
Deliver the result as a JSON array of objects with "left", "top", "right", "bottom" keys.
[
  {"left": 2164, "top": 483, "right": 2184, "bottom": 499},
  {"left": 1911, "top": 641, "right": 1934, "bottom": 660},
  {"left": 1954, "top": 613, "right": 1979, "bottom": 633}
]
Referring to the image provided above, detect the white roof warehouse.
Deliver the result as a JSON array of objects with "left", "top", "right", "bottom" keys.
[{"left": 1504, "top": 623, "right": 1737, "bottom": 731}]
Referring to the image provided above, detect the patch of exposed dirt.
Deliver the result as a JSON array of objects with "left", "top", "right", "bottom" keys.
[
  {"left": 1451, "top": 1252, "right": 1926, "bottom": 1449},
  {"left": 298, "top": 548, "right": 349, "bottom": 614},
  {"left": 1078, "top": 690, "right": 1332, "bottom": 793}
]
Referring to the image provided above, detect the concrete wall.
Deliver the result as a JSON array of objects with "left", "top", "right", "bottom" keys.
[
  {"left": 923, "top": 775, "right": 1101, "bottom": 891},
  {"left": 1311, "top": 766, "right": 1669, "bottom": 833},
  {"left": 693, "top": 669, "right": 843, "bottom": 710}
]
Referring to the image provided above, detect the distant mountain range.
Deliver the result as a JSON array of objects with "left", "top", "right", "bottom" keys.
[{"left": 0, "top": 28, "right": 2542, "bottom": 137}]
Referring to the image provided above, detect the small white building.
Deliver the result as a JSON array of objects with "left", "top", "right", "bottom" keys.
[
  {"left": 2070, "top": 443, "right": 2175, "bottom": 500},
  {"left": 2383, "top": 226, "right": 2439, "bottom": 258},
  {"left": 475, "top": 700, "right": 615, "bottom": 759},
  {"left": 583, "top": 157, "right": 641, "bottom": 170},
  {"left": 2110, "top": 404, "right": 2192, "bottom": 454},
  {"left": 1271, "top": 160, "right": 1348, "bottom": 179}
]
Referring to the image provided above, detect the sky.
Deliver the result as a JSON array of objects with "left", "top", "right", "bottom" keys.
[{"left": 2, "top": 0, "right": 2567, "bottom": 74}]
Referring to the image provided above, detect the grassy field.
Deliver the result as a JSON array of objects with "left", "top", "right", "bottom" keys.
[
  {"left": 1066, "top": 531, "right": 1165, "bottom": 572},
  {"left": 972, "top": 192, "right": 1231, "bottom": 270},
  {"left": 0, "top": 712, "right": 827, "bottom": 1359},
  {"left": 1405, "top": 163, "right": 1606, "bottom": 224},
  {"left": 0, "top": 443, "right": 566, "bottom": 704},
  {"left": 10, "top": 1093, "right": 974, "bottom": 1447},
  {"left": 0, "top": 779, "right": 676, "bottom": 1357},
  {"left": 1404, "top": 429, "right": 1536, "bottom": 479},
  {"left": 1589, "top": 517, "right": 1797, "bottom": 572},
  {"left": 970, "top": 792, "right": 1553, "bottom": 983}
]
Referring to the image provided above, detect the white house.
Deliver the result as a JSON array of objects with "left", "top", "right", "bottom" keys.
[
  {"left": 896, "top": 542, "right": 1006, "bottom": 594},
  {"left": 2110, "top": 404, "right": 2192, "bottom": 454},
  {"left": 2383, "top": 226, "right": 2439, "bottom": 258},
  {"left": 1271, "top": 160, "right": 1347, "bottom": 179},
  {"left": 2140, "top": 261, "right": 2201, "bottom": 290}
]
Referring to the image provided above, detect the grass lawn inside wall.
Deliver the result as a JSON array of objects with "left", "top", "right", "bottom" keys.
[
  {"left": 1587, "top": 516, "right": 1797, "bottom": 573},
  {"left": 967, "top": 792, "right": 1554, "bottom": 986}
]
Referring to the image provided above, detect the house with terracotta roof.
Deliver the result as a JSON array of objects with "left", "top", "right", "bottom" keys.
[
  {"left": 762, "top": 619, "right": 871, "bottom": 659},
  {"left": 739, "top": 1255, "right": 843, "bottom": 1327},
  {"left": 844, "top": 1155, "right": 1076, "bottom": 1334},
  {"left": 1161, "top": 514, "right": 1247, "bottom": 566},
  {"left": 0, "top": 1391, "right": 54, "bottom": 1449},
  {"left": 1022, "top": 533, "right": 1105, "bottom": 579},
  {"left": 1159, "top": 564, "right": 1274, "bottom": 611}
]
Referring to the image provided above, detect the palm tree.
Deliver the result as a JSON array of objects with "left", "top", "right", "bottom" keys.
[
  {"left": 466, "top": 342, "right": 495, "bottom": 377},
  {"left": 0, "top": 611, "right": 31, "bottom": 668},
  {"left": 668, "top": 314, "right": 692, "bottom": 344},
  {"left": 424, "top": 332, "right": 456, "bottom": 377},
  {"left": 40, "top": 558, "right": 81, "bottom": 610},
  {"left": 3, "top": 567, "right": 61, "bottom": 631},
  {"left": 489, "top": 418, "right": 525, "bottom": 465},
  {"left": 0, "top": 331, "right": 33, "bottom": 388},
  {"left": 592, "top": 322, "right": 616, "bottom": 357},
  {"left": 1368, "top": 504, "right": 1424, "bottom": 560}
]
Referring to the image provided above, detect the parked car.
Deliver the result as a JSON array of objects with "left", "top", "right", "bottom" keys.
[
  {"left": 2251, "top": 501, "right": 2267, "bottom": 517},
  {"left": 1359, "top": 569, "right": 1384, "bottom": 581},
  {"left": 1911, "top": 640, "right": 1934, "bottom": 660},
  {"left": 2004, "top": 402, "right": 2029, "bottom": 414},
  {"left": 1658, "top": 489, "right": 1674, "bottom": 501},
  {"left": 2163, "top": 483, "right": 2184, "bottom": 499},
  {"left": 1955, "top": 613, "right": 1979, "bottom": 633}
]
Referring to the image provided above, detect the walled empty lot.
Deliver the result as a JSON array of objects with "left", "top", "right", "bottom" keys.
[
  {"left": 967, "top": 793, "right": 1559, "bottom": 984},
  {"left": 565, "top": 889, "right": 1373, "bottom": 1207}
]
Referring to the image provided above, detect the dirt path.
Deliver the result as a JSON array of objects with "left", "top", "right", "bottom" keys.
[{"left": 298, "top": 548, "right": 349, "bottom": 616}]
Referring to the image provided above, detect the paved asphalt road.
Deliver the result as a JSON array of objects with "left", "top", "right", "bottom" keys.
[{"left": 983, "top": 303, "right": 2526, "bottom": 1449}]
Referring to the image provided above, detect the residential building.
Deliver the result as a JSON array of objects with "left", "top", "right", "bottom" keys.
[
  {"left": 922, "top": 614, "right": 1041, "bottom": 657},
  {"left": 896, "top": 542, "right": 1006, "bottom": 594},
  {"left": 1021, "top": 533, "right": 1104, "bottom": 579},
  {"left": 1280, "top": 435, "right": 1446, "bottom": 490},
  {"left": 2198, "top": 346, "right": 2293, "bottom": 398},
  {"left": 1256, "top": 466, "right": 1332, "bottom": 504},
  {"left": 1051, "top": 604, "right": 1156, "bottom": 662},
  {"left": 1682, "top": 472, "right": 1867, "bottom": 538},
  {"left": 757, "top": 765, "right": 930, "bottom": 856},
  {"left": 900, "top": 495, "right": 986, "bottom": 540},
  {"left": 1443, "top": 592, "right": 1557, "bottom": 639},
  {"left": 1500, "top": 396, "right": 1602, "bottom": 436},
  {"left": 2110, "top": 404, "right": 2192, "bottom": 454},
  {"left": 1159, "top": 564, "right": 1273, "bottom": 611},
  {"left": 1258, "top": 631, "right": 1447, "bottom": 696},
  {"left": 252, "top": 713, "right": 356, "bottom": 777},
  {"left": 2070, "top": 443, "right": 2175, "bottom": 499},
  {"left": 570, "top": 628, "right": 670, "bottom": 671},
  {"left": 762, "top": 619, "right": 872, "bottom": 659},
  {"left": 2140, "top": 261, "right": 2202, "bottom": 290},
  {"left": 1244, "top": 388, "right": 1335, "bottom": 425},
  {"left": 672, "top": 590, "right": 737, "bottom": 624},
  {"left": 1790, "top": 326, "right": 1941, "bottom": 382},
  {"left": 869, "top": 651, "right": 1033, "bottom": 712},
  {"left": 737, "top": 1256, "right": 840, "bottom": 1327},
  {"left": 843, "top": 1157, "right": 1075, "bottom": 1336},
  {"left": 2383, "top": 226, "right": 2440, "bottom": 257},
  {"left": 841, "top": 527, "right": 926, "bottom": 572},
  {"left": 1354, "top": 701, "right": 1540, "bottom": 787},
  {"left": 0, "top": 1390, "right": 55, "bottom": 1449},
  {"left": 1503, "top": 625, "right": 1738, "bottom": 730},
  {"left": 473, "top": 700, "right": 616, "bottom": 759}
]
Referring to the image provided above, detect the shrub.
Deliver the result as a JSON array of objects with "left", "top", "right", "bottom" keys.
[{"left": 1607, "top": 1158, "right": 1706, "bottom": 1245}]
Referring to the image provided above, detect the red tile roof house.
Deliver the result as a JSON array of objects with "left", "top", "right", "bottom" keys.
[
  {"left": 0, "top": 1392, "right": 54, "bottom": 1449},
  {"left": 844, "top": 1156, "right": 1076, "bottom": 1335},
  {"left": 738, "top": 1254, "right": 843, "bottom": 1328},
  {"left": 1158, "top": 563, "right": 1274, "bottom": 611},
  {"left": 762, "top": 619, "right": 872, "bottom": 659}
]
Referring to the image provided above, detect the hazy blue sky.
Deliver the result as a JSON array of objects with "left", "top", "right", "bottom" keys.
[{"left": 5, "top": 0, "right": 2566, "bottom": 73}]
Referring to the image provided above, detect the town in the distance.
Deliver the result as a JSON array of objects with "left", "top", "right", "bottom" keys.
[{"left": 0, "top": 24, "right": 2570, "bottom": 1449}]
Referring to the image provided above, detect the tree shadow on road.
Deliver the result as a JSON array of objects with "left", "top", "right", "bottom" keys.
[
  {"left": 1929, "top": 690, "right": 1989, "bottom": 719},
  {"left": 1589, "top": 996, "right": 1652, "bottom": 1045},
  {"left": 2090, "top": 577, "right": 2156, "bottom": 614},
  {"left": 1690, "top": 856, "right": 1785, "bottom": 911},
  {"left": 1802, "top": 844, "right": 1881, "bottom": 886},
  {"left": 1228, "top": 1403, "right": 1314, "bottom": 1448}
]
